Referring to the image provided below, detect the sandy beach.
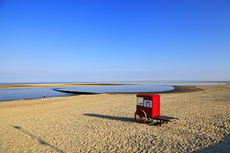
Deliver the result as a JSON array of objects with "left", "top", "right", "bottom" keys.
[{"left": 0, "top": 85, "right": 229, "bottom": 152}]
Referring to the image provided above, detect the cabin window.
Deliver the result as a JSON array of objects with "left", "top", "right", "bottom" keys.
[{"left": 136, "top": 97, "right": 144, "bottom": 106}]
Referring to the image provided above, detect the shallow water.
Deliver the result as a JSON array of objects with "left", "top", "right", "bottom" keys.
[
  {"left": 0, "top": 88, "right": 72, "bottom": 101},
  {"left": 0, "top": 82, "right": 226, "bottom": 101},
  {"left": 55, "top": 84, "right": 174, "bottom": 93}
]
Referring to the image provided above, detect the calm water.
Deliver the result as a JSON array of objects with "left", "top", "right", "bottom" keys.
[
  {"left": 0, "top": 82, "right": 227, "bottom": 101},
  {"left": 55, "top": 84, "right": 174, "bottom": 93},
  {"left": 0, "top": 88, "right": 72, "bottom": 101}
]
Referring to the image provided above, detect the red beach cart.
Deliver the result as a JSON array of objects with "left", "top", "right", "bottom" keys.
[{"left": 134, "top": 93, "right": 178, "bottom": 126}]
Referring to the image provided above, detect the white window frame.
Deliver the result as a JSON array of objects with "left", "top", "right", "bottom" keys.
[{"left": 144, "top": 100, "right": 152, "bottom": 108}]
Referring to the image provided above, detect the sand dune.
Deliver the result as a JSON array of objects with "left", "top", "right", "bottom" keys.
[{"left": 0, "top": 85, "right": 229, "bottom": 152}]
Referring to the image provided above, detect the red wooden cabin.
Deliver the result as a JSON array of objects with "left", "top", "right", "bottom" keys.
[{"left": 135, "top": 93, "right": 178, "bottom": 125}]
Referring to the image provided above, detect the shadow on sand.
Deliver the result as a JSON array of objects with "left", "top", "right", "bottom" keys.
[
  {"left": 83, "top": 113, "right": 135, "bottom": 123},
  {"left": 10, "top": 125, "right": 64, "bottom": 153},
  {"left": 83, "top": 113, "right": 159, "bottom": 126},
  {"left": 192, "top": 133, "right": 230, "bottom": 153}
]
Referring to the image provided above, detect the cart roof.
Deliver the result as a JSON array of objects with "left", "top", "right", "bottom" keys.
[{"left": 136, "top": 93, "right": 160, "bottom": 98}]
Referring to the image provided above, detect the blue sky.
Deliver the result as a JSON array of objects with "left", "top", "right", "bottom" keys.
[{"left": 0, "top": 0, "right": 230, "bottom": 83}]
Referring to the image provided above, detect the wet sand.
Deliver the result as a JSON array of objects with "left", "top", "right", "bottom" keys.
[{"left": 0, "top": 85, "right": 229, "bottom": 152}]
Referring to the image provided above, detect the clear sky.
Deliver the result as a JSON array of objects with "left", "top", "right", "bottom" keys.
[{"left": 0, "top": 0, "right": 230, "bottom": 83}]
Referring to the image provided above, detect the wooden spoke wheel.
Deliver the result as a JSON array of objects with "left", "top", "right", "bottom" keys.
[{"left": 134, "top": 109, "right": 147, "bottom": 124}]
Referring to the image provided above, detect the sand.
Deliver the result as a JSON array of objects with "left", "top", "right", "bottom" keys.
[{"left": 0, "top": 85, "right": 229, "bottom": 152}]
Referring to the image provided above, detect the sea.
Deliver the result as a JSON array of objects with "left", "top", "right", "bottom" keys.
[{"left": 0, "top": 81, "right": 228, "bottom": 101}]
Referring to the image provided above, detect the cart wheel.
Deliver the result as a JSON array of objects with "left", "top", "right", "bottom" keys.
[{"left": 134, "top": 109, "right": 147, "bottom": 124}]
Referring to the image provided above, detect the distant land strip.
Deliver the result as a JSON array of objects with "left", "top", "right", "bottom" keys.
[{"left": 0, "top": 83, "right": 127, "bottom": 89}]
